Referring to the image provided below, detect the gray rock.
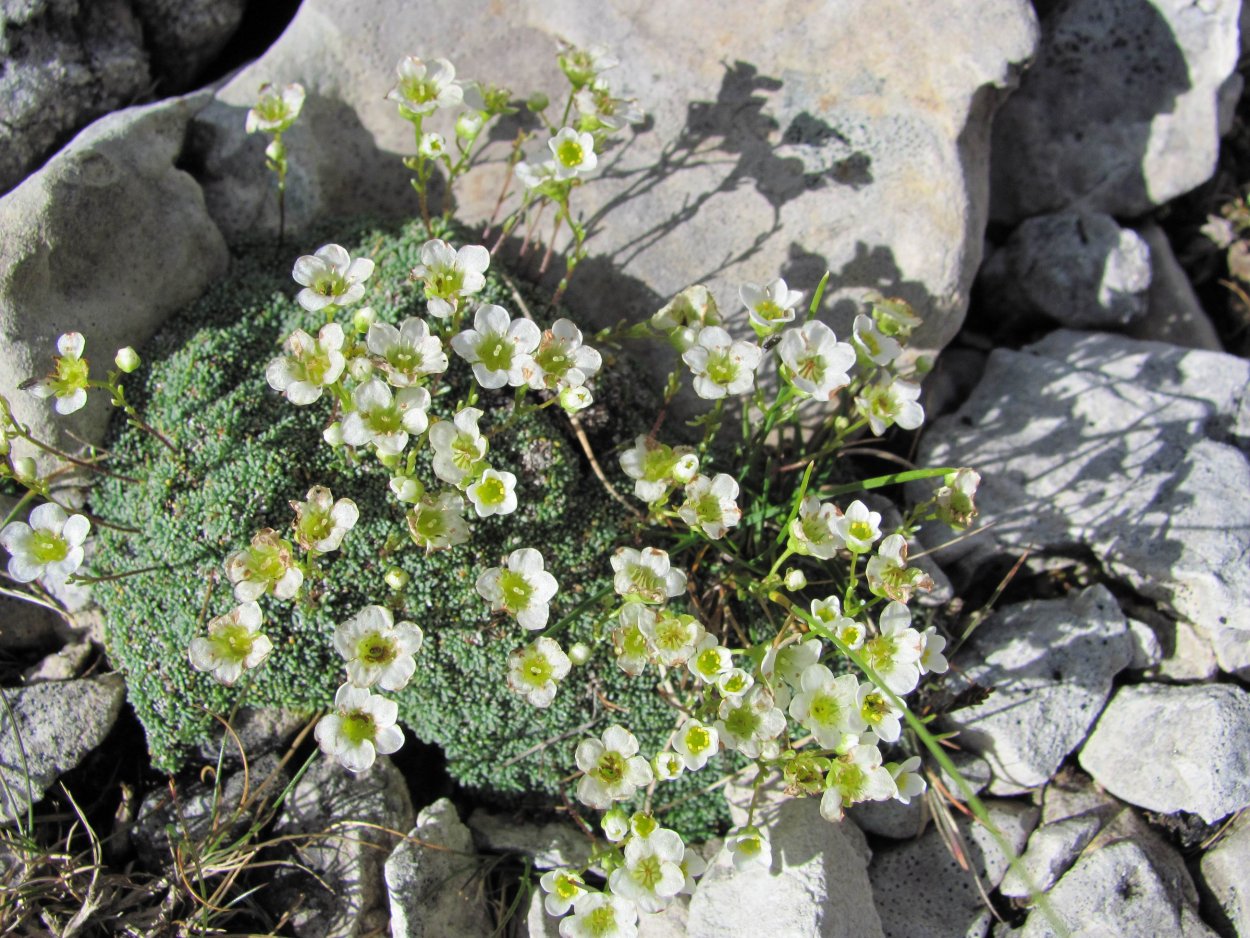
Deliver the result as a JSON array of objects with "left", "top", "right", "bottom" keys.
[
  {"left": 937, "top": 749, "right": 994, "bottom": 800},
  {"left": 870, "top": 799, "right": 1037, "bottom": 938},
  {"left": 131, "top": 0, "right": 246, "bottom": 91},
  {"left": 850, "top": 796, "right": 927, "bottom": 841},
  {"left": 468, "top": 808, "right": 593, "bottom": 870},
  {"left": 0, "top": 92, "right": 229, "bottom": 472},
  {"left": 24, "top": 640, "right": 91, "bottom": 682},
  {"left": 999, "top": 814, "right": 1101, "bottom": 899},
  {"left": 1153, "top": 618, "right": 1219, "bottom": 682},
  {"left": 1079, "top": 683, "right": 1250, "bottom": 824},
  {"left": 0, "top": 0, "right": 152, "bottom": 194},
  {"left": 193, "top": 706, "right": 311, "bottom": 765},
  {"left": 1127, "top": 222, "right": 1222, "bottom": 351},
  {"left": 916, "top": 331, "right": 1250, "bottom": 677},
  {"left": 687, "top": 795, "right": 884, "bottom": 938},
  {"left": 0, "top": 595, "right": 63, "bottom": 651},
  {"left": 990, "top": 0, "right": 1242, "bottom": 221},
  {"left": 270, "top": 755, "right": 414, "bottom": 938},
  {"left": 944, "top": 586, "right": 1132, "bottom": 795},
  {"left": 1124, "top": 618, "right": 1163, "bottom": 671},
  {"left": 0, "top": 673, "right": 125, "bottom": 823},
  {"left": 1018, "top": 839, "right": 1214, "bottom": 938},
  {"left": 1200, "top": 810, "right": 1250, "bottom": 937},
  {"left": 979, "top": 212, "right": 1152, "bottom": 328},
  {"left": 386, "top": 798, "right": 490, "bottom": 938},
  {"left": 191, "top": 0, "right": 1039, "bottom": 361}
]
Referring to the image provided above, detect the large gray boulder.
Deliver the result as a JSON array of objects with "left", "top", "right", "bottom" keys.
[
  {"left": 1200, "top": 809, "right": 1250, "bottom": 937},
  {"left": 190, "top": 0, "right": 1038, "bottom": 360},
  {"left": 0, "top": 673, "right": 125, "bottom": 823},
  {"left": 990, "top": 0, "right": 1243, "bottom": 222},
  {"left": 0, "top": 92, "right": 229, "bottom": 470},
  {"left": 917, "top": 330, "right": 1250, "bottom": 677},
  {"left": 1079, "top": 683, "right": 1250, "bottom": 824},
  {"left": 943, "top": 585, "right": 1133, "bottom": 795}
]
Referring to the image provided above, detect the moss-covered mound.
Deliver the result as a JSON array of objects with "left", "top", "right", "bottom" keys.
[{"left": 91, "top": 218, "right": 730, "bottom": 837}]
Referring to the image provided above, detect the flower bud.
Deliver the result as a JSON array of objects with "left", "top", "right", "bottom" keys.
[
  {"left": 418, "top": 132, "right": 446, "bottom": 159},
  {"left": 349, "top": 356, "right": 373, "bottom": 381},
  {"left": 378, "top": 451, "right": 401, "bottom": 468},
  {"left": 671, "top": 453, "right": 699, "bottom": 484},
  {"left": 12, "top": 456, "right": 37, "bottom": 482},
  {"left": 352, "top": 306, "right": 378, "bottom": 333},
  {"left": 389, "top": 475, "right": 424, "bottom": 503},
  {"left": 783, "top": 568, "right": 807, "bottom": 591},
  {"left": 601, "top": 809, "right": 629, "bottom": 843},
  {"left": 384, "top": 567, "right": 410, "bottom": 590},
  {"left": 322, "top": 422, "right": 345, "bottom": 446},
  {"left": 114, "top": 347, "right": 140, "bottom": 373},
  {"left": 567, "top": 641, "right": 591, "bottom": 666},
  {"left": 455, "top": 111, "right": 485, "bottom": 141},
  {"left": 559, "top": 385, "right": 592, "bottom": 413},
  {"left": 630, "top": 812, "right": 659, "bottom": 837},
  {"left": 526, "top": 92, "right": 550, "bottom": 112}
]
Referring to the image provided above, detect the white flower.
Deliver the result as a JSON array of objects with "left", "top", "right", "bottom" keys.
[
  {"left": 367, "top": 317, "right": 448, "bottom": 386},
  {"left": 292, "top": 485, "right": 358, "bottom": 553},
  {"left": 679, "top": 845, "right": 708, "bottom": 894},
  {"left": 188, "top": 602, "right": 271, "bottom": 686},
  {"left": 777, "top": 321, "right": 856, "bottom": 401},
  {"left": 540, "top": 868, "right": 587, "bottom": 918},
  {"left": 526, "top": 319, "right": 602, "bottom": 391},
  {"left": 789, "top": 664, "right": 866, "bottom": 749},
  {"left": 687, "top": 634, "right": 732, "bottom": 684},
  {"left": 548, "top": 127, "right": 598, "bottom": 179},
  {"left": 856, "top": 376, "right": 925, "bottom": 436},
  {"left": 340, "top": 379, "right": 430, "bottom": 455},
  {"left": 465, "top": 467, "right": 518, "bottom": 517},
  {"left": 764, "top": 636, "right": 823, "bottom": 689},
  {"left": 609, "top": 827, "right": 685, "bottom": 913},
  {"left": 558, "top": 892, "right": 638, "bottom": 938},
  {"left": 682, "top": 326, "right": 761, "bottom": 399},
  {"left": 0, "top": 503, "right": 89, "bottom": 584},
  {"left": 715, "top": 686, "right": 785, "bottom": 759},
  {"left": 246, "top": 82, "right": 305, "bottom": 134},
  {"left": 601, "top": 809, "right": 630, "bottom": 842},
  {"left": 618, "top": 436, "right": 696, "bottom": 503},
  {"left": 387, "top": 56, "right": 463, "bottom": 118},
  {"left": 852, "top": 313, "right": 901, "bottom": 366},
  {"left": 333, "top": 605, "right": 423, "bottom": 692},
  {"left": 410, "top": 239, "right": 490, "bottom": 320},
  {"left": 715, "top": 667, "right": 754, "bottom": 698},
  {"left": 833, "top": 500, "right": 882, "bottom": 554},
  {"left": 224, "top": 529, "right": 303, "bottom": 601},
  {"left": 677, "top": 473, "right": 741, "bottom": 539},
  {"left": 889, "top": 756, "right": 927, "bottom": 804},
  {"left": 787, "top": 495, "right": 841, "bottom": 559},
  {"left": 613, "top": 604, "right": 653, "bottom": 676},
  {"left": 820, "top": 744, "right": 897, "bottom": 821},
  {"left": 651, "top": 284, "right": 721, "bottom": 352},
  {"left": 865, "top": 533, "right": 933, "bottom": 603},
  {"left": 25, "top": 332, "right": 91, "bottom": 415},
  {"left": 672, "top": 718, "right": 719, "bottom": 771},
  {"left": 314, "top": 683, "right": 405, "bottom": 773},
  {"left": 507, "top": 637, "right": 572, "bottom": 708},
  {"left": 557, "top": 43, "right": 619, "bottom": 88},
  {"left": 575, "top": 724, "right": 653, "bottom": 809},
  {"left": 741, "top": 278, "right": 803, "bottom": 332},
  {"left": 863, "top": 601, "right": 925, "bottom": 694},
  {"left": 857, "top": 681, "right": 904, "bottom": 744},
  {"left": 428, "top": 407, "right": 488, "bottom": 487},
  {"left": 515, "top": 159, "right": 556, "bottom": 190},
  {"left": 418, "top": 131, "right": 446, "bottom": 158},
  {"left": 574, "top": 80, "right": 644, "bottom": 132},
  {"left": 292, "top": 244, "right": 374, "bottom": 312},
  {"left": 652, "top": 750, "right": 685, "bottom": 781},
  {"left": 919, "top": 626, "right": 949, "bottom": 675},
  {"left": 559, "top": 385, "right": 593, "bottom": 412},
  {"left": 405, "top": 491, "right": 470, "bottom": 551},
  {"left": 476, "top": 547, "right": 558, "bottom": 630},
  {"left": 640, "top": 610, "right": 704, "bottom": 667},
  {"left": 610, "top": 546, "right": 686, "bottom": 604},
  {"left": 450, "top": 304, "right": 540, "bottom": 389},
  {"left": 725, "top": 827, "right": 771, "bottom": 871},
  {"left": 265, "top": 323, "right": 346, "bottom": 405},
  {"left": 934, "top": 467, "right": 981, "bottom": 529}
]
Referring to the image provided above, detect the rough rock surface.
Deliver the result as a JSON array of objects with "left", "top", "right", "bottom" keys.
[
  {"left": 0, "top": 93, "right": 229, "bottom": 469},
  {"left": 944, "top": 586, "right": 1132, "bottom": 795},
  {"left": 1127, "top": 222, "right": 1222, "bottom": 351},
  {"left": 131, "top": 0, "right": 247, "bottom": 91},
  {"left": 386, "top": 798, "right": 490, "bottom": 938},
  {"left": 870, "top": 799, "right": 1037, "bottom": 938},
  {"left": 1079, "top": 683, "right": 1250, "bottom": 824},
  {"left": 0, "top": 673, "right": 125, "bottom": 823},
  {"left": 999, "top": 814, "right": 1101, "bottom": 899},
  {"left": 978, "top": 212, "right": 1152, "bottom": 327},
  {"left": 269, "top": 756, "right": 414, "bottom": 938},
  {"left": 468, "top": 808, "right": 593, "bottom": 870},
  {"left": 1200, "top": 810, "right": 1250, "bottom": 937},
  {"left": 990, "top": 0, "right": 1243, "bottom": 222},
  {"left": 917, "top": 330, "right": 1250, "bottom": 677},
  {"left": 191, "top": 0, "right": 1039, "bottom": 360}
]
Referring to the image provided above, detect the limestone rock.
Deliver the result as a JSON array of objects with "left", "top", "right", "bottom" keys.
[
  {"left": 978, "top": 212, "right": 1152, "bottom": 328},
  {"left": 131, "top": 0, "right": 247, "bottom": 91},
  {"left": 0, "top": 93, "right": 229, "bottom": 470},
  {"left": 870, "top": 799, "right": 1036, "bottom": 938},
  {"left": 1200, "top": 810, "right": 1250, "bottom": 937},
  {"left": 269, "top": 756, "right": 414, "bottom": 938},
  {"left": 1079, "top": 683, "right": 1250, "bottom": 824},
  {"left": 999, "top": 814, "right": 1101, "bottom": 899},
  {"left": 944, "top": 586, "right": 1132, "bottom": 794},
  {"left": 468, "top": 808, "right": 593, "bottom": 870},
  {"left": 191, "top": 0, "right": 1039, "bottom": 361},
  {"left": 916, "top": 330, "right": 1250, "bottom": 677},
  {"left": 0, "top": 673, "right": 125, "bottom": 823},
  {"left": 386, "top": 798, "right": 490, "bottom": 938},
  {"left": 1126, "top": 222, "right": 1222, "bottom": 351},
  {"left": 990, "top": 0, "right": 1242, "bottom": 221}
]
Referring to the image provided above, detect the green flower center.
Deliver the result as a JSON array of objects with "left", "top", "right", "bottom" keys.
[
  {"left": 256, "top": 97, "right": 288, "bottom": 121},
  {"left": 55, "top": 355, "right": 89, "bottom": 392},
  {"left": 621, "top": 624, "right": 649, "bottom": 658},
  {"left": 314, "top": 271, "right": 349, "bottom": 297},
  {"left": 723, "top": 705, "right": 760, "bottom": 740},
  {"left": 584, "top": 906, "right": 617, "bottom": 937},
  {"left": 246, "top": 544, "right": 287, "bottom": 583},
  {"left": 29, "top": 529, "right": 68, "bottom": 564},
  {"left": 411, "top": 506, "right": 447, "bottom": 542},
  {"left": 366, "top": 405, "right": 403, "bottom": 436},
  {"left": 499, "top": 569, "right": 534, "bottom": 611},
  {"left": 300, "top": 511, "right": 333, "bottom": 544},
  {"left": 341, "top": 710, "right": 376, "bottom": 746},
  {"left": 654, "top": 615, "right": 691, "bottom": 650},
  {"left": 428, "top": 268, "right": 465, "bottom": 297},
  {"left": 476, "top": 334, "right": 513, "bottom": 373},
  {"left": 595, "top": 751, "right": 625, "bottom": 784},
  {"left": 213, "top": 623, "right": 256, "bottom": 662},
  {"left": 848, "top": 520, "right": 873, "bottom": 542},
  {"left": 534, "top": 343, "right": 571, "bottom": 378},
  {"left": 755, "top": 299, "right": 785, "bottom": 321},
  {"left": 519, "top": 648, "right": 552, "bottom": 687},
  {"left": 864, "top": 635, "right": 896, "bottom": 671},
  {"left": 694, "top": 492, "right": 723, "bottom": 524},
  {"left": 402, "top": 76, "right": 438, "bottom": 104},
  {"left": 861, "top": 692, "right": 888, "bottom": 724},
  {"left": 388, "top": 346, "right": 424, "bottom": 373},
  {"left": 685, "top": 725, "right": 711, "bottom": 754},
  {"left": 475, "top": 476, "right": 508, "bottom": 508},
  {"left": 641, "top": 447, "right": 678, "bottom": 482},
  {"left": 705, "top": 351, "right": 738, "bottom": 386},
  {"left": 451, "top": 433, "right": 484, "bottom": 471},
  {"left": 557, "top": 139, "right": 585, "bottom": 167},
  {"left": 797, "top": 354, "right": 825, "bottom": 383},
  {"left": 829, "top": 761, "right": 868, "bottom": 801},
  {"left": 721, "top": 671, "right": 749, "bottom": 694},
  {"left": 736, "top": 836, "right": 762, "bottom": 857},
  {"left": 809, "top": 692, "right": 844, "bottom": 727},
  {"left": 694, "top": 647, "right": 723, "bottom": 678},
  {"left": 631, "top": 855, "right": 664, "bottom": 889},
  {"left": 554, "top": 875, "right": 581, "bottom": 901},
  {"left": 626, "top": 565, "right": 661, "bottom": 598},
  {"left": 358, "top": 634, "right": 397, "bottom": 666}
]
